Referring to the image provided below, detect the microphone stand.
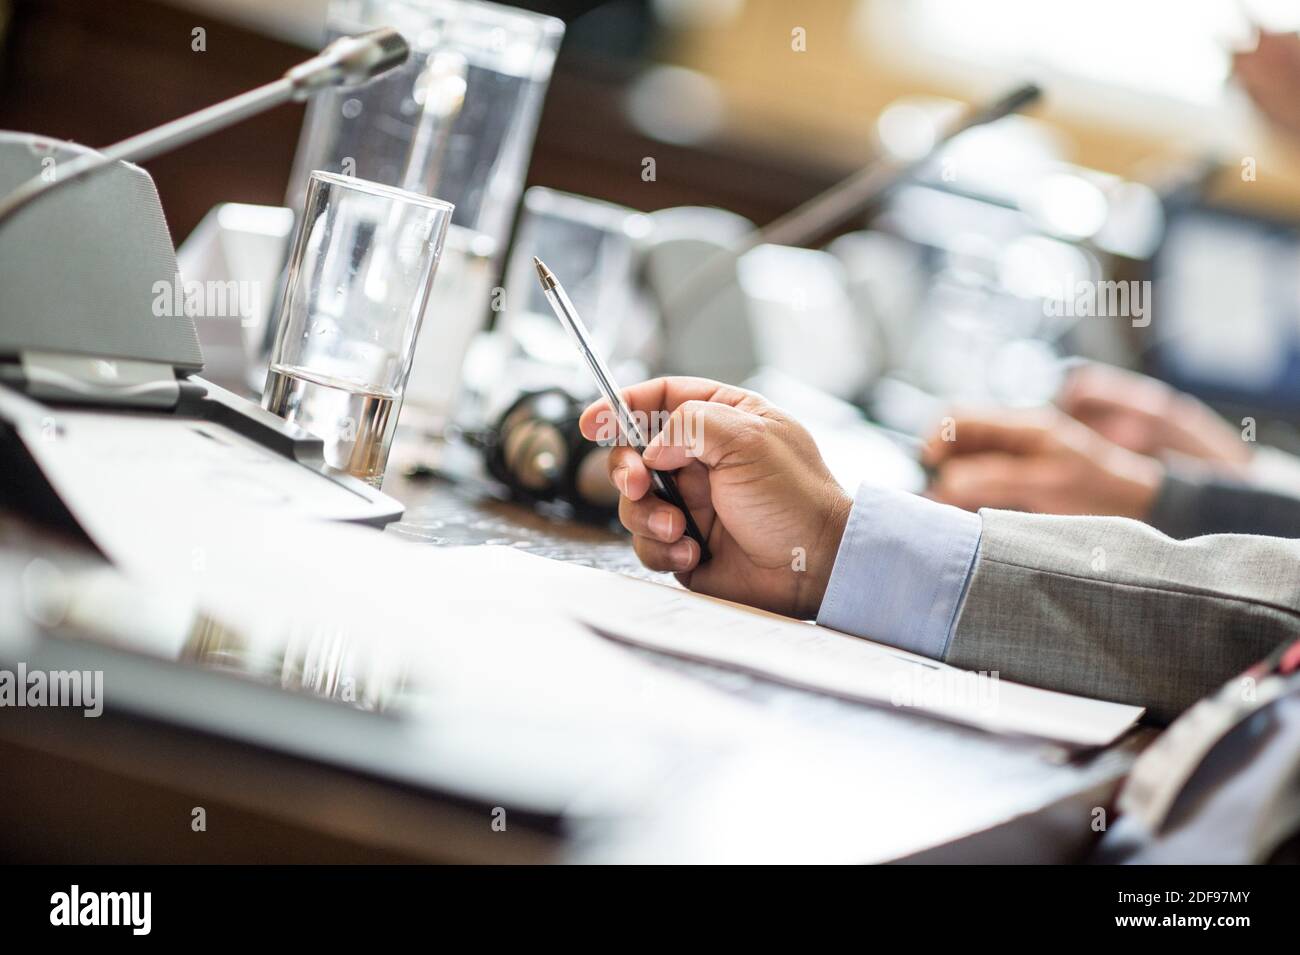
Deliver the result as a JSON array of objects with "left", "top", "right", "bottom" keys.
[{"left": 0, "top": 28, "right": 410, "bottom": 227}]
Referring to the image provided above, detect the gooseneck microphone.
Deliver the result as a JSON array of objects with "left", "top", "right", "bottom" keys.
[
  {"left": 0, "top": 28, "right": 410, "bottom": 227},
  {"left": 660, "top": 82, "right": 1044, "bottom": 319},
  {"left": 285, "top": 27, "right": 411, "bottom": 94}
]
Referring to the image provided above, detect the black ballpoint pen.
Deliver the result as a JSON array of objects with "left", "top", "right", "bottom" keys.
[{"left": 533, "top": 256, "right": 712, "bottom": 563}]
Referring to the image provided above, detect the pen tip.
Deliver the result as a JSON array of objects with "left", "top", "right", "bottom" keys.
[{"left": 533, "top": 256, "right": 556, "bottom": 290}]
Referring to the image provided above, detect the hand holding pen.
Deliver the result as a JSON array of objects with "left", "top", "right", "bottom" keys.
[
  {"left": 576, "top": 376, "right": 852, "bottom": 621},
  {"left": 534, "top": 257, "right": 712, "bottom": 561}
]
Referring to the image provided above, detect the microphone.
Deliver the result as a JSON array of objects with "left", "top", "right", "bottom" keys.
[
  {"left": 285, "top": 27, "right": 411, "bottom": 94},
  {"left": 659, "top": 82, "right": 1043, "bottom": 318},
  {"left": 759, "top": 82, "right": 1042, "bottom": 249},
  {"left": 0, "top": 28, "right": 410, "bottom": 227}
]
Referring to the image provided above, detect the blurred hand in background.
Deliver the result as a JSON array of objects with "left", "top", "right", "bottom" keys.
[
  {"left": 1058, "top": 363, "right": 1252, "bottom": 476},
  {"left": 1234, "top": 30, "right": 1300, "bottom": 141},
  {"left": 923, "top": 407, "right": 1165, "bottom": 519}
]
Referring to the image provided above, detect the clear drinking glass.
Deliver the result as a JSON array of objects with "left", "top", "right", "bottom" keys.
[{"left": 263, "top": 171, "right": 453, "bottom": 488}]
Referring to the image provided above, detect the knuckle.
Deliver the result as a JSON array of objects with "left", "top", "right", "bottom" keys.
[
  {"left": 720, "top": 416, "right": 768, "bottom": 457},
  {"left": 676, "top": 400, "right": 708, "bottom": 425}
]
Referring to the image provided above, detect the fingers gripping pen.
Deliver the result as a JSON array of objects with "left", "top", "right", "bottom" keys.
[{"left": 534, "top": 257, "right": 712, "bottom": 563}]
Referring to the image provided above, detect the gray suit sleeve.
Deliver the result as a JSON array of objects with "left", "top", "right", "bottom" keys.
[{"left": 947, "top": 510, "right": 1300, "bottom": 723}]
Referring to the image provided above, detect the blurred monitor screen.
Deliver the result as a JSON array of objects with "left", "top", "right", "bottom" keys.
[{"left": 1151, "top": 204, "right": 1300, "bottom": 418}]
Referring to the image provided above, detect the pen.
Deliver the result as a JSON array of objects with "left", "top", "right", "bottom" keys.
[{"left": 533, "top": 256, "right": 712, "bottom": 564}]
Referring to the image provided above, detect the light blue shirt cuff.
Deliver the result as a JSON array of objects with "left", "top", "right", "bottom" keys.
[{"left": 816, "top": 484, "right": 982, "bottom": 659}]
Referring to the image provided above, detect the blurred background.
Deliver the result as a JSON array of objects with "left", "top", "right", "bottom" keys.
[
  {"left": 12, "top": 0, "right": 1300, "bottom": 226},
  {"left": 9, "top": 0, "right": 1300, "bottom": 499}
]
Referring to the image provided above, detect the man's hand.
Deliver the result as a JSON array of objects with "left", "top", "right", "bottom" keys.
[
  {"left": 1059, "top": 363, "right": 1251, "bottom": 475},
  {"left": 578, "top": 377, "right": 852, "bottom": 620},
  {"left": 924, "top": 407, "right": 1165, "bottom": 519}
]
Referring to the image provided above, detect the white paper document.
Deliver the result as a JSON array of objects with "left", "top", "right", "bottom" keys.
[
  {"left": 18, "top": 410, "right": 384, "bottom": 548},
  {"left": 33, "top": 426, "right": 1143, "bottom": 751},
  {"left": 447, "top": 548, "right": 1145, "bottom": 748}
]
